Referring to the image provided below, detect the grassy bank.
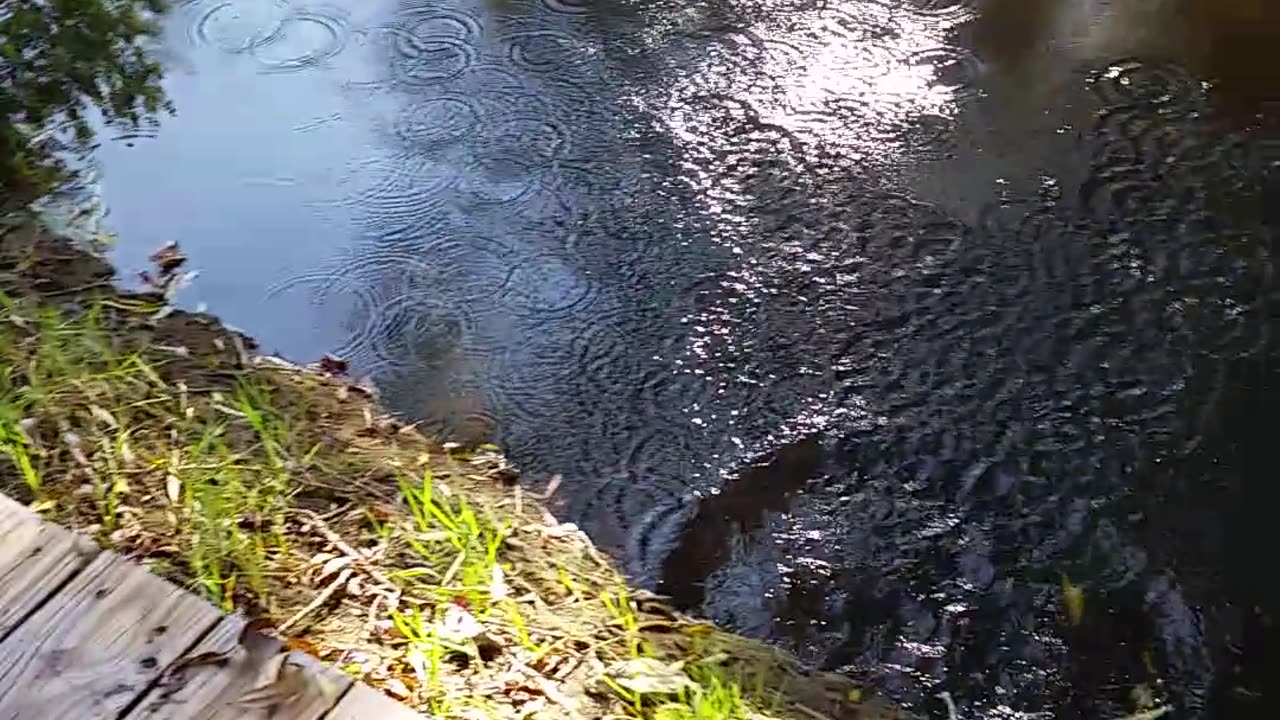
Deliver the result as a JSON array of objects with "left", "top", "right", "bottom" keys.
[{"left": 0, "top": 217, "right": 898, "bottom": 720}]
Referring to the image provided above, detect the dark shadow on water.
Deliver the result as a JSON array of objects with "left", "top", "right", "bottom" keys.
[{"left": 657, "top": 436, "right": 824, "bottom": 609}]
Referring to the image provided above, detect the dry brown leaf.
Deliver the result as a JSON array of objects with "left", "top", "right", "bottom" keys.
[
  {"left": 283, "top": 636, "right": 321, "bottom": 656},
  {"left": 318, "top": 354, "right": 349, "bottom": 376},
  {"left": 149, "top": 241, "right": 188, "bottom": 273}
]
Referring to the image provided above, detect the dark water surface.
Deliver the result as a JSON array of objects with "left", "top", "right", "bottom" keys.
[{"left": 89, "top": 0, "right": 1279, "bottom": 716}]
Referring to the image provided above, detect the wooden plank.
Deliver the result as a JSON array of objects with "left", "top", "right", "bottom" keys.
[
  {"left": 129, "top": 614, "right": 351, "bottom": 720},
  {"left": 325, "top": 682, "right": 424, "bottom": 720},
  {"left": 0, "top": 494, "right": 100, "bottom": 642},
  {"left": 0, "top": 551, "right": 222, "bottom": 719},
  {"left": 0, "top": 492, "right": 26, "bottom": 517},
  {"left": 0, "top": 494, "right": 413, "bottom": 719}
]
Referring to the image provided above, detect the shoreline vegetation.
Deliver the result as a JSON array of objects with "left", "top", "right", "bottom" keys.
[{"left": 0, "top": 215, "right": 900, "bottom": 720}]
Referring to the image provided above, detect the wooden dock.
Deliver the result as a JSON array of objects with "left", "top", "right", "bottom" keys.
[{"left": 0, "top": 493, "right": 422, "bottom": 719}]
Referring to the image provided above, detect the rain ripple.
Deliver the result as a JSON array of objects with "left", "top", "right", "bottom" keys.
[
  {"left": 187, "top": 0, "right": 351, "bottom": 72},
  {"left": 252, "top": 6, "right": 349, "bottom": 72}
]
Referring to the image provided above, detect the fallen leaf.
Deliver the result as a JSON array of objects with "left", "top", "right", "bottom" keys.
[
  {"left": 284, "top": 636, "right": 321, "bottom": 656},
  {"left": 383, "top": 676, "right": 411, "bottom": 700},
  {"left": 689, "top": 652, "right": 729, "bottom": 666},
  {"left": 535, "top": 522, "right": 582, "bottom": 539},
  {"left": 149, "top": 241, "right": 187, "bottom": 273},
  {"left": 318, "top": 354, "right": 349, "bottom": 376},
  {"left": 515, "top": 696, "right": 547, "bottom": 718},
  {"left": 165, "top": 474, "right": 181, "bottom": 504},
  {"left": 490, "top": 563, "right": 511, "bottom": 601},
  {"left": 87, "top": 404, "right": 119, "bottom": 429},
  {"left": 1061, "top": 574, "right": 1085, "bottom": 627},
  {"left": 405, "top": 646, "right": 428, "bottom": 685},
  {"left": 437, "top": 603, "right": 486, "bottom": 645},
  {"left": 153, "top": 344, "right": 191, "bottom": 357},
  {"left": 316, "top": 555, "right": 354, "bottom": 581},
  {"left": 602, "top": 658, "right": 697, "bottom": 695},
  {"left": 307, "top": 551, "right": 338, "bottom": 567}
]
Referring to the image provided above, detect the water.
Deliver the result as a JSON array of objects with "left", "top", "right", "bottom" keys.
[{"left": 90, "top": 0, "right": 1279, "bottom": 716}]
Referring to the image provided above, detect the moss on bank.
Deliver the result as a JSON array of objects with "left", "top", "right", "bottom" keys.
[{"left": 0, "top": 217, "right": 902, "bottom": 720}]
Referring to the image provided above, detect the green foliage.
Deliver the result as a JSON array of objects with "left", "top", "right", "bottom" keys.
[
  {"left": 1, "top": 0, "right": 170, "bottom": 204},
  {"left": 0, "top": 286, "right": 293, "bottom": 609},
  {"left": 389, "top": 470, "right": 509, "bottom": 604},
  {"left": 170, "top": 381, "right": 297, "bottom": 609}
]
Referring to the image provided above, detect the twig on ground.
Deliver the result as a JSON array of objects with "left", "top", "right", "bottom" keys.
[
  {"left": 279, "top": 568, "right": 353, "bottom": 634},
  {"left": 298, "top": 508, "right": 400, "bottom": 593},
  {"left": 793, "top": 704, "right": 835, "bottom": 720},
  {"left": 513, "top": 661, "right": 582, "bottom": 720},
  {"left": 365, "top": 592, "right": 384, "bottom": 638}
]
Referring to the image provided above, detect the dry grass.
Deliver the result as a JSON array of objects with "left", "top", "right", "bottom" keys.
[{"left": 0, "top": 219, "right": 901, "bottom": 720}]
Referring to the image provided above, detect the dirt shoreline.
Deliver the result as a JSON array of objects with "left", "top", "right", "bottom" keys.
[{"left": 0, "top": 217, "right": 901, "bottom": 720}]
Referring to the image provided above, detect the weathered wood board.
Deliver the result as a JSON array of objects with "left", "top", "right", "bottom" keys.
[
  {"left": 0, "top": 493, "right": 420, "bottom": 719},
  {"left": 0, "top": 494, "right": 99, "bottom": 642},
  {"left": 129, "top": 614, "right": 353, "bottom": 720},
  {"left": 326, "top": 682, "right": 425, "bottom": 720},
  {"left": 0, "top": 551, "right": 223, "bottom": 718}
]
